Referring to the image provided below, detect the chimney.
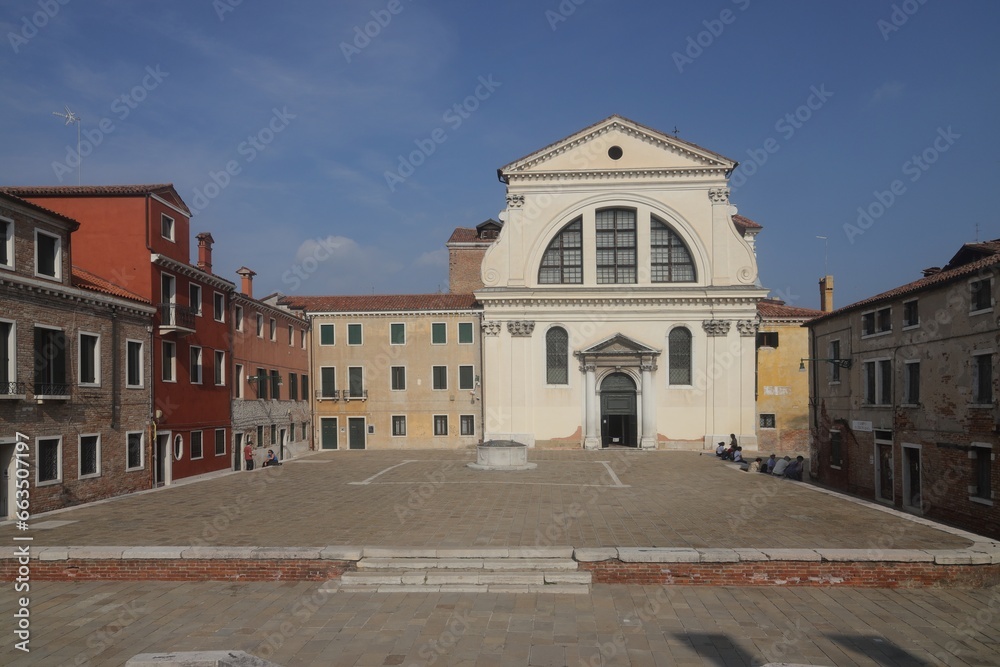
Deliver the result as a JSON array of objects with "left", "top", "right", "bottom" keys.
[
  {"left": 819, "top": 275, "right": 834, "bottom": 312},
  {"left": 196, "top": 232, "right": 215, "bottom": 274},
  {"left": 922, "top": 266, "right": 941, "bottom": 277},
  {"left": 236, "top": 266, "right": 256, "bottom": 298}
]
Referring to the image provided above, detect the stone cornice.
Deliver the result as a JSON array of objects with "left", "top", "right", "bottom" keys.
[
  {"left": 476, "top": 295, "right": 765, "bottom": 309},
  {"left": 151, "top": 254, "right": 236, "bottom": 292},
  {"left": 505, "top": 167, "right": 730, "bottom": 184},
  {"left": 233, "top": 293, "right": 307, "bottom": 324},
  {"left": 0, "top": 273, "right": 156, "bottom": 317},
  {"left": 307, "top": 309, "right": 482, "bottom": 319}
]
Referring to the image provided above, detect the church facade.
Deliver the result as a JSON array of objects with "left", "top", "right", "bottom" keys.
[{"left": 476, "top": 116, "right": 767, "bottom": 449}]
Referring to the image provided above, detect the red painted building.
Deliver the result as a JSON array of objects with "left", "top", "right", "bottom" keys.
[{"left": 1, "top": 185, "right": 235, "bottom": 485}]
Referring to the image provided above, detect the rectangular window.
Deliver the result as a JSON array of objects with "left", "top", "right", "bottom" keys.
[
  {"left": 190, "top": 346, "right": 203, "bottom": 384},
  {"left": 459, "top": 365, "right": 474, "bottom": 390},
  {"left": 257, "top": 425, "right": 264, "bottom": 448},
  {"left": 973, "top": 353, "right": 994, "bottom": 404},
  {"left": 759, "top": 413, "right": 775, "bottom": 429},
  {"left": 37, "top": 437, "right": 61, "bottom": 484},
  {"left": 235, "top": 305, "right": 244, "bottom": 331},
  {"left": 879, "top": 359, "right": 892, "bottom": 405},
  {"left": 162, "top": 341, "right": 176, "bottom": 382},
  {"left": 190, "top": 284, "right": 202, "bottom": 316},
  {"left": 903, "top": 300, "right": 919, "bottom": 327},
  {"left": 973, "top": 444, "right": 993, "bottom": 500},
  {"left": 862, "top": 307, "right": 892, "bottom": 336},
  {"left": 215, "top": 429, "right": 226, "bottom": 456},
  {"left": 34, "top": 327, "right": 67, "bottom": 394},
  {"left": 904, "top": 361, "right": 920, "bottom": 404},
  {"left": 213, "top": 293, "right": 225, "bottom": 322},
  {"left": 348, "top": 367, "right": 364, "bottom": 398},
  {"left": 320, "top": 324, "right": 334, "bottom": 345},
  {"left": 830, "top": 430, "right": 843, "bottom": 467},
  {"left": 235, "top": 364, "right": 244, "bottom": 399},
  {"left": 971, "top": 279, "right": 993, "bottom": 312},
  {"left": 257, "top": 366, "right": 268, "bottom": 400},
  {"left": 35, "top": 229, "right": 60, "bottom": 279},
  {"left": 301, "top": 375, "right": 308, "bottom": 399},
  {"left": 126, "top": 340, "right": 143, "bottom": 388},
  {"left": 256, "top": 314, "right": 264, "bottom": 338},
  {"left": 288, "top": 324, "right": 294, "bottom": 345},
  {"left": 348, "top": 323, "right": 362, "bottom": 345},
  {"left": 0, "top": 320, "right": 15, "bottom": 392},
  {"left": 191, "top": 431, "right": 203, "bottom": 459},
  {"left": 0, "top": 216, "right": 12, "bottom": 269},
  {"left": 126, "top": 432, "right": 143, "bottom": 470},
  {"left": 755, "top": 332, "right": 778, "bottom": 348},
  {"left": 863, "top": 359, "right": 892, "bottom": 405},
  {"left": 432, "top": 322, "right": 446, "bottom": 345},
  {"left": 289, "top": 372, "right": 298, "bottom": 400},
  {"left": 78, "top": 332, "right": 100, "bottom": 386},
  {"left": 392, "top": 415, "right": 407, "bottom": 436},
  {"left": 300, "top": 329, "right": 306, "bottom": 349},
  {"left": 161, "top": 213, "right": 174, "bottom": 241},
  {"left": 861, "top": 312, "right": 874, "bottom": 336},
  {"left": 432, "top": 366, "right": 447, "bottom": 390},
  {"left": 458, "top": 322, "right": 473, "bottom": 344},
  {"left": 460, "top": 414, "right": 475, "bottom": 436},
  {"left": 391, "top": 366, "right": 406, "bottom": 391},
  {"left": 214, "top": 350, "right": 225, "bottom": 386},
  {"left": 79, "top": 434, "right": 100, "bottom": 478},
  {"left": 390, "top": 323, "right": 406, "bottom": 345},
  {"left": 270, "top": 369, "right": 281, "bottom": 400},
  {"left": 828, "top": 340, "right": 841, "bottom": 383},
  {"left": 270, "top": 424, "right": 276, "bottom": 446},
  {"left": 434, "top": 415, "right": 448, "bottom": 436},
  {"left": 269, "top": 318, "right": 276, "bottom": 341},
  {"left": 321, "top": 367, "right": 336, "bottom": 398},
  {"left": 595, "top": 208, "right": 637, "bottom": 284}
]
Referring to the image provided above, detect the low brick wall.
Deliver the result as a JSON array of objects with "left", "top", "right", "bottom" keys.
[
  {"left": 580, "top": 560, "right": 1000, "bottom": 588},
  {"left": 0, "top": 558, "right": 350, "bottom": 582}
]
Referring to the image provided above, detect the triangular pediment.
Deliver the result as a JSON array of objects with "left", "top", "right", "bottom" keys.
[
  {"left": 579, "top": 333, "right": 660, "bottom": 356},
  {"left": 500, "top": 115, "right": 735, "bottom": 178}
]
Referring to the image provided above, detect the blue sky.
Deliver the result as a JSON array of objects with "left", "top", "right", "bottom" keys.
[{"left": 1, "top": 0, "right": 997, "bottom": 309}]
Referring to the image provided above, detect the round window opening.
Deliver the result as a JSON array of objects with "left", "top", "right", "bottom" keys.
[{"left": 608, "top": 146, "right": 624, "bottom": 160}]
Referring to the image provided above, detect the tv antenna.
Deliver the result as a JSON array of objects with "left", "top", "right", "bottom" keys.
[
  {"left": 52, "top": 105, "right": 82, "bottom": 185},
  {"left": 816, "top": 235, "right": 828, "bottom": 275}
]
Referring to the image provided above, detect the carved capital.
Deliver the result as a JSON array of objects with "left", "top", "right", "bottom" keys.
[
  {"left": 736, "top": 319, "right": 760, "bottom": 337},
  {"left": 482, "top": 321, "right": 501, "bottom": 337},
  {"left": 507, "top": 320, "right": 535, "bottom": 337},
  {"left": 708, "top": 188, "right": 730, "bottom": 204},
  {"left": 640, "top": 361, "right": 658, "bottom": 372},
  {"left": 702, "top": 319, "right": 731, "bottom": 337},
  {"left": 506, "top": 193, "right": 525, "bottom": 208}
]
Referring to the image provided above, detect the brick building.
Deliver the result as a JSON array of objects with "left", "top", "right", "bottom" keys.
[
  {"left": 446, "top": 219, "right": 501, "bottom": 293},
  {"left": 2, "top": 185, "right": 236, "bottom": 486},
  {"left": 281, "top": 294, "right": 482, "bottom": 450},
  {"left": 806, "top": 242, "right": 999, "bottom": 539},
  {"left": 0, "top": 192, "right": 154, "bottom": 515},
  {"left": 231, "top": 268, "right": 311, "bottom": 468}
]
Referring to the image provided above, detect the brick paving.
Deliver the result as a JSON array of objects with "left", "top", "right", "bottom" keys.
[
  {"left": 2, "top": 580, "right": 998, "bottom": 666},
  {"left": 0, "top": 450, "right": 975, "bottom": 550}
]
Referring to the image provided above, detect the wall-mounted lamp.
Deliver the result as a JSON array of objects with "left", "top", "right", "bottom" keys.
[
  {"left": 799, "top": 357, "right": 852, "bottom": 372},
  {"left": 154, "top": 409, "right": 163, "bottom": 420}
]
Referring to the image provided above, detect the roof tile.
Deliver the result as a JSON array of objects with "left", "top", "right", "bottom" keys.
[
  {"left": 280, "top": 293, "right": 480, "bottom": 313},
  {"left": 72, "top": 267, "right": 151, "bottom": 304}
]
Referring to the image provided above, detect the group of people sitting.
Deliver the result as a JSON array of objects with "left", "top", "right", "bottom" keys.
[{"left": 715, "top": 439, "right": 804, "bottom": 481}]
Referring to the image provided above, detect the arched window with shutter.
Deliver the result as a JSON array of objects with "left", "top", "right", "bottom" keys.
[
  {"left": 546, "top": 327, "right": 569, "bottom": 384},
  {"left": 668, "top": 327, "right": 692, "bottom": 385},
  {"left": 651, "top": 217, "right": 696, "bottom": 283}
]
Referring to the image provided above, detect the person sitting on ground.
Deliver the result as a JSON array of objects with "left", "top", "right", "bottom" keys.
[
  {"left": 771, "top": 455, "right": 791, "bottom": 477},
  {"left": 732, "top": 447, "right": 744, "bottom": 463},
  {"left": 262, "top": 449, "right": 281, "bottom": 467},
  {"left": 765, "top": 454, "right": 778, "bottom": 474},
  {"left": 746, "top": 457, "right": 763, "bottom": 473},
  {"left": 721, "top": 444, "right": 737, "bottom": 461},
  {"left": 716, "top": 441, "right": 727, "bottom": 457},
  {"left": 784, "top": 455, "right": 805, "bottom": 481}
]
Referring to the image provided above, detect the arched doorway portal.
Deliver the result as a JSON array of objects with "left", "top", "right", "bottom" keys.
[{"left": 600, "top": 372, "right": 637, "bottom": 447}]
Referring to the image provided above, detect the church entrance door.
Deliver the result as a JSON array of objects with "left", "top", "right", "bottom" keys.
[{"left": 600, "top": 373, "right": 637, "bottom": 447}]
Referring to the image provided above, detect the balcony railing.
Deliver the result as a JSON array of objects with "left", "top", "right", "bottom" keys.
[
  {"left": 345, "top": 388, "right": 368, "bottom": 401},
  {"left": 34, "top": 382, "right": 70, "bottom": 397},
  {"left": 316, "top": 389, "right": 340, "bottom": 401},
  {"left": 0, "top": 382, "right": 26, "bottom": 397},
  {"left": 158, "top": 303, "right": 197, "bottom": 332}
]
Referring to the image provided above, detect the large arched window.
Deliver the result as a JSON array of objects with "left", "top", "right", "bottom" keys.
[
  {"left": 595, "top": 208, "right": 636, "bottom": 284},
  {"left": 539, "top": 219, "right": 582, "bottom": 284},
  {"left": 546, "top": 327, "right": 569, "bottom": 384},
  {"left": 651, "top": 217, "right": 696, "bottom": 282},
  {"left": 668, "top": 327, "right": 692, "bottom": 385}
]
